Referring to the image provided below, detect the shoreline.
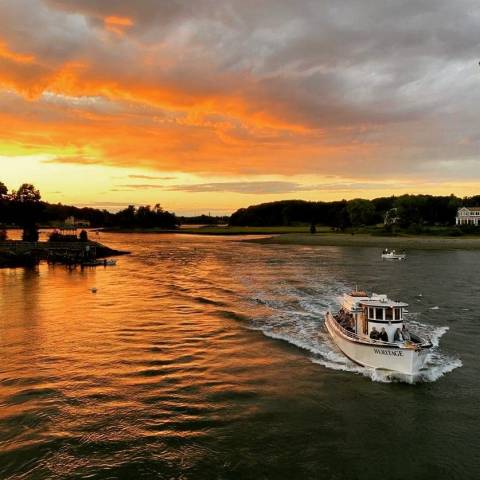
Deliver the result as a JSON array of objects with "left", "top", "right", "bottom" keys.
[
  {"left": 101, "top": 227, "right": 310, "bottom": 235},
  {"left": 101, "top": 227, "right": 480, "bottom": 249},
  {"left": 245, "top": 233, "right": 480, "bottom": 250}
]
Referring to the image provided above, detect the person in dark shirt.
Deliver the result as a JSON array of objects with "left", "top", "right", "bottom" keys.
[
  {"left": 393, "top": 328, "right": 403, "bottom": 342},
  {"left": 379, "top": 327, "right": 389, "bottom": 342},
  {"left": 370, "top": 327, "right": 380, "bottom": 340}
]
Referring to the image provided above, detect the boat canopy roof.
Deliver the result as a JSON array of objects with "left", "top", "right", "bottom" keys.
[
  {"left": 342, "top": 292, "right": 408, "bottom": 310},
  {"left": 359, "top": 299, "right": 408, "bottom": 308}
]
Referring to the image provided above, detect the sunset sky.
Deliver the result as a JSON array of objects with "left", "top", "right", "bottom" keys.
[{"left": 0, "top": 0, "right": 479, "bottom": 214}]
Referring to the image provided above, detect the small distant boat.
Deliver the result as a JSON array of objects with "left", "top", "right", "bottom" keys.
[
  {"left": 82, "top": 259, "right": 117, "bottom": 267},
  {"left": 325, "top": 289, "right": 432, "bottom": 375},
  {"left": 381, "top": 249, "right": 406, "bottom": 260}
]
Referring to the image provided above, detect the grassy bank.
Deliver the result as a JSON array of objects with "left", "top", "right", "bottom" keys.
[
  {"left": 248, "top": 233, "right": 480, "bottom": 250},
  {"left": 104, "top": 226, "right": 328, "bottom": 235}
]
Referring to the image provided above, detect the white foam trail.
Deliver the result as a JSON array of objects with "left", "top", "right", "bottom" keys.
[
  {"left": 408, "top": 321, "right": 448, "bottom": 347},
  {"left": 237, "top": 270, "right": 460, "bottom": 384}
]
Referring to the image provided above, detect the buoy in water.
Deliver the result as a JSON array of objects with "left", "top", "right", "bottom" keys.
[{"left": 91, "top": 287, "right": 97, "bottom": 293}]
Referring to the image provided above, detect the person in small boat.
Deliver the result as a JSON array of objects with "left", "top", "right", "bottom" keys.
[
  {"left": 370, "top": 327, "right": 380, "bottom": 340},
  {"left": 393, "top": 328, "right": 404, "bottom": 342},
  {"left": 379, "top": 327, "right": 389, "bottom": 342}
]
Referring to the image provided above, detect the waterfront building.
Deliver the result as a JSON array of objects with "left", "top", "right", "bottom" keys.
[
  {"left": 65, "top": 216, "right": 91, "bottom": 228},
  {"left": 383, "top": 208, "right": 399, "bottom": 225},
  {"left": 456, "top": 207, "right": 480, "bottom": 226}
]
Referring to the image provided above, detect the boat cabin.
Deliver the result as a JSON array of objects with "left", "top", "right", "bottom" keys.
[{"left": 340, "top": 292, "right": 408, "bottom": 343}]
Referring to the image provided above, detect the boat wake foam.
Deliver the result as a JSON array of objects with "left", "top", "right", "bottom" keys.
[{"left": 242, "top": 281, "right": 461, "bottom": 384}]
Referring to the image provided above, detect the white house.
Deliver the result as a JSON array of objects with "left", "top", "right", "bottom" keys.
[
  {"left": 384, "top": 207, "right": 399, "bottom": 225},
  {"left": 456, "top": 207, "right": 480, "bottom": 226}
]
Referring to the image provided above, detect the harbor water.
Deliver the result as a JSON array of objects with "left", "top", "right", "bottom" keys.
[{"left": 0, "top": 233, "right": 478, "bottom": 479}]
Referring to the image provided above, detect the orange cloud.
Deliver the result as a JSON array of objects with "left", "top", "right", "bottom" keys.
[
  {"left": 0, "top": 29, "right": 383, "bottom": 180},
  {"left": 0, "top": 41, "right": 35, "bottom": 64},
  {"left": 0, "top": 91, "right": 367, "bottom": 177},
  {"left": 104, "top": 15, "right": 134, "bottom": 35},
  {"left": 0, "top": 44, "right": 313, "bottom": 135}
]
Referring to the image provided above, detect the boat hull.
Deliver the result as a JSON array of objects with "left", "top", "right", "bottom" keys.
[
  {"left": 325, "top": 313, "right": 428, "bottom": 375},
  {"left": 381, "top": 254, "right": 406, "bottom": 260}
]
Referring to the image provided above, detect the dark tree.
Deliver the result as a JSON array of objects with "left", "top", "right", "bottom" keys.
[
  {"left": 14, "top": 184, "right": 41, "bottom": 203},
  {"left": 347, "top": 199, "right": 376, "bottom": 227},
  {"left": 13, "top": 184, "right": 43, "bottom": 242},
  {"left": 114, "top": 204, "right": 177, "bottom": 229},
  {"left": 0, "top": 182, "right": 8, "bottom": 198}
]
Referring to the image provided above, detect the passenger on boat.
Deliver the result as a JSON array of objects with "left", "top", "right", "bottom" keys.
[
  {"left": 393, "top": 328, "right": 404, "bottom": 342},
  {"left": 379, "top": 327, "right": 389, "bottom": 342},
  {"left": 369, "top": 327, "right": 380, "bottom": 340},
  {"left": 337, "top": 310, "right": 353, "bottom": 329},
  {"left": 401, "top": 325, "right": 411, "bottom": 341}
]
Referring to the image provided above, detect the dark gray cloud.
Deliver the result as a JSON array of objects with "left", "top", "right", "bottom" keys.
[{"left": 20, "top": 0, "right": 480, "bottom": 131}]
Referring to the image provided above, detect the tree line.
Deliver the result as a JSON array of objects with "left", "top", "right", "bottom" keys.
[
  {"left": 2, "top": 179, "right": 479, "bottom": 239},
  {"left": 229, "top": 195, "right": 480, "bottom": 231},
  {"left": 0, "top": 181, "right": 178, "bottom": 240}
]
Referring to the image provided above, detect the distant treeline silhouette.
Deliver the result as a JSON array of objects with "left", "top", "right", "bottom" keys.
[
  {"left": 114, "top": 204, "right": 177, "bottom": 229},
  {"left": 229, "top": 195, "right": 480, "bottom": 231},
  {"left": 178, "top": 214, "right": 229, "bottom": 225},
  {"left": 2, "top": 180, "right": 480, "bottom": 238},
  {"left": 0, "top": 182, "right": 178, "bottom": 238}
]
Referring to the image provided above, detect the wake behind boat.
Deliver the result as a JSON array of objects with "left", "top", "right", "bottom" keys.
[{"left": 325, "top": 290, "right": 432, "bottom": 375}]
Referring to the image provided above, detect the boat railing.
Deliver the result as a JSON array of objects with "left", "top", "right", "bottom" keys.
[
  {"left": 328, "top": 311, "right": 403, "bottom": 348},
  {"left": 328, "top": 312, "right": 362, "bottom": 341}
]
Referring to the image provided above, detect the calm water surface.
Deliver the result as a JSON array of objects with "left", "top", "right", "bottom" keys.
[{"left": 0, "top": 233, "right": 478, "bottom": 479}]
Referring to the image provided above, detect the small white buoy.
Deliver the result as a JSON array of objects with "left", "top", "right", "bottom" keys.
[{"left": 91, "top": 287, "right": 97, "bottom": 293}]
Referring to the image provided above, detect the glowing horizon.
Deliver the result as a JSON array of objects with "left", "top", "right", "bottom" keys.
[{"left": 0, "top": 0, "right": 478, "bottom": 215}]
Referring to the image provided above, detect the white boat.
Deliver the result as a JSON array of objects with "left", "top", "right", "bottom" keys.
[
  {"left": 325, "top": 290, "right": 432, "bottom": 375},
  {"left": 82, "top": 259, "right": 117, "bottom": 267},
  {"left": 381, "top": 249, "right": 406, "bottom": 260}
]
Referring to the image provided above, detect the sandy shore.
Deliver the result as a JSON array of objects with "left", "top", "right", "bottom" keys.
[{"left": 248, "top": 233, "right": 480, "bottom": 250}]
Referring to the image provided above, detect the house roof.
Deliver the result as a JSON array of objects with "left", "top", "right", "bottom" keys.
[{"left": 459, "top": 206, "right": 480, "bottom": 212}]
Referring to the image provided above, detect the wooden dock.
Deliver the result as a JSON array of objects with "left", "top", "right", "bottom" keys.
[{"left": 0, "top": 241, "right": 128, "bottom": 268}]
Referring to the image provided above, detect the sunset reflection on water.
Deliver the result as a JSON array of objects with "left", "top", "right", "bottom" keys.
[{"left": 0, "top": 233, "right": 477, "bottom": 479}]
